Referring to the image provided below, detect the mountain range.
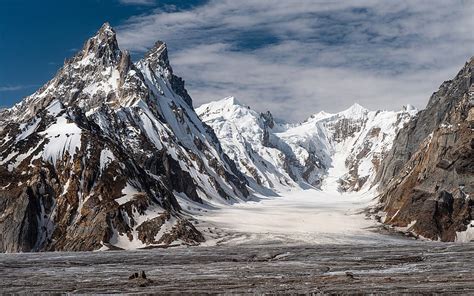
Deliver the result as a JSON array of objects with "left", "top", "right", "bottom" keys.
[{"left": 0, "top": 23, "right": 472, "bottom": 251}]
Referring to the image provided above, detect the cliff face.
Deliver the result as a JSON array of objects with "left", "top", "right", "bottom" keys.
[
  {"left": 376, "top": 58, "right": 474, "bottom": 241},
  {"left": 0, "top": 24, "right": 248, "bottom": 252}
]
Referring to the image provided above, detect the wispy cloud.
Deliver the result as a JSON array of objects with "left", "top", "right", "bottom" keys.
[
  {"left": 117, "top": 0, "right": 474, "bottom": 121},
  {"left": 118, "top": 0, "right": 155, "bottom": 5},
  {"left": 0, "top": 85, "right": 36, "bottom": 92}
]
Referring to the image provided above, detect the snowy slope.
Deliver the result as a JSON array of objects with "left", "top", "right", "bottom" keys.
[
  {"left": 198, "top": 99, "right": 417, "bottom": 194},
  {"left": 284, "top": 103, "right": 418, "bottom": 192},
  {"left": 197, "top": 97, "right": 326, "bottom": 193}
]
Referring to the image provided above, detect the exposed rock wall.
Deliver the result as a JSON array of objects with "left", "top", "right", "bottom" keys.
[{"left": 376, "top": 57, "right": 474, "bottom": 241}]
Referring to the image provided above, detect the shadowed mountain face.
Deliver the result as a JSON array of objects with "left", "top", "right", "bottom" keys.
[
  {"left": 0, "top": 23, "right": 248, "bottom": 252},
  {"left": 375, "top": 57, "right": 474, "bottom": 241}
]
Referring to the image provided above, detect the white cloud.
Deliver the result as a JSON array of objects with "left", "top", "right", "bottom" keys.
[{"left": 117, "top": 0, "right": 474, "bottom": 121}]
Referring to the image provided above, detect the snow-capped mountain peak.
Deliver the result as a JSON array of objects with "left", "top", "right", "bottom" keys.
[
  {"left": 138, "top": 41, "right": 193, "bottom": 108},
  {"left": 143, "top": 41, "right": 168, "bottom": 64},
  {"left": 305, "top": 103, "right": 368, "bottom": 123},
  {"left": 205, "top": 96, "right": 244, "bottom": 109},
  {"left": 198, "top": 97, "right": 416, "bottom": 193},
  {"left": 220, "top": 96, "right": 242, "bottom": 106},
  {"left": 196, "top": 96, "right": 247, "bottom": 119},
  {"left": 338, "top": 103, "right": 369, "bottom": 118}
]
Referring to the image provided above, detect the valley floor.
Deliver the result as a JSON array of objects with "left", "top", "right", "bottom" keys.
[
  {"left": 195, "top": 153, "right": 406, "bottom": 246},
  {"left": 2, "top": 187, "right": 473, "bottom": 294},
  {"left": 197, "top": 188, "right": 406, "bottom": 246},
  {"left": 2, "top": 243, "right": 474, "bottom": 294}
]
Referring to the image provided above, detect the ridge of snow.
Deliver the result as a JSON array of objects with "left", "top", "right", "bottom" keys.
[
  {"left": 306, "top": 111, "right": 334, "bottom": 122},
  {"left": 305, "top": 103, "right": 368, "bottom": 123}
]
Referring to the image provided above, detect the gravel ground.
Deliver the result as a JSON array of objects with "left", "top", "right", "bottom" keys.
[{"left": 1, "top": 242, "right": 474, "bottom": 294}]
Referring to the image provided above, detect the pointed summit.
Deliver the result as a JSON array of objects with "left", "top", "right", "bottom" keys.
[
  {"left": 79, "top": 22, "right": 121, "bottom": 65},
  {"left": 222, "top": 96, "right": 242, "bottom": 106},
  {"left": 339, "top": 103, "right": 368, "bottom": 118},
  {"left": 196, "top": 97, "right": 242, "bottom": 113},
  {"left": 195, "top": 97, "right": 249, "bottom": 121},
  {"left": 139, "top": 40, "right": 193, "bottom": 107},
  {"left": 347, "top": 103, "right": 367, "bottom": 111},
  {"left": 143, "top": 41, "right": 170, "bottom": 69},
  {"left": 260, "top": 110, "right": 275, "bottom": 129},
  {"left": 214, "top": 97, "right": 246, "bottom": 109},
  {"left": 98, "top": 22, "right": 114, "bottom": 35}
]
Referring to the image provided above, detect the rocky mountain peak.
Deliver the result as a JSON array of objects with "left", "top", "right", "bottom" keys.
[
  {"left": 0, "top": 23, "right": 250, "bottom": 252},
  {"left": 143, "top": 41, "right": 170, "bottom": 70},
  {"left": 98, "top": 22, "right": 116, "bottom": 39},
  {"left": 260, "top": 110, "right": 274, "bottom": 129},
  {"left": 139, "top": 40, "right": 193, "bottom": 108},
  {"left": 76, "top": 22, "right": 121, "bottom": 66}
]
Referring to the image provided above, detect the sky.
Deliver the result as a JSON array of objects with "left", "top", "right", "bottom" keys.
[{"left": 1, "top": 0, "right": 473, "bottom": 121}]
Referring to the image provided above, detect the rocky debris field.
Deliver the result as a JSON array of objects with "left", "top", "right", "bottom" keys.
[{"left": 1, "top": 242, "right": 474, "bottom": 294}]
